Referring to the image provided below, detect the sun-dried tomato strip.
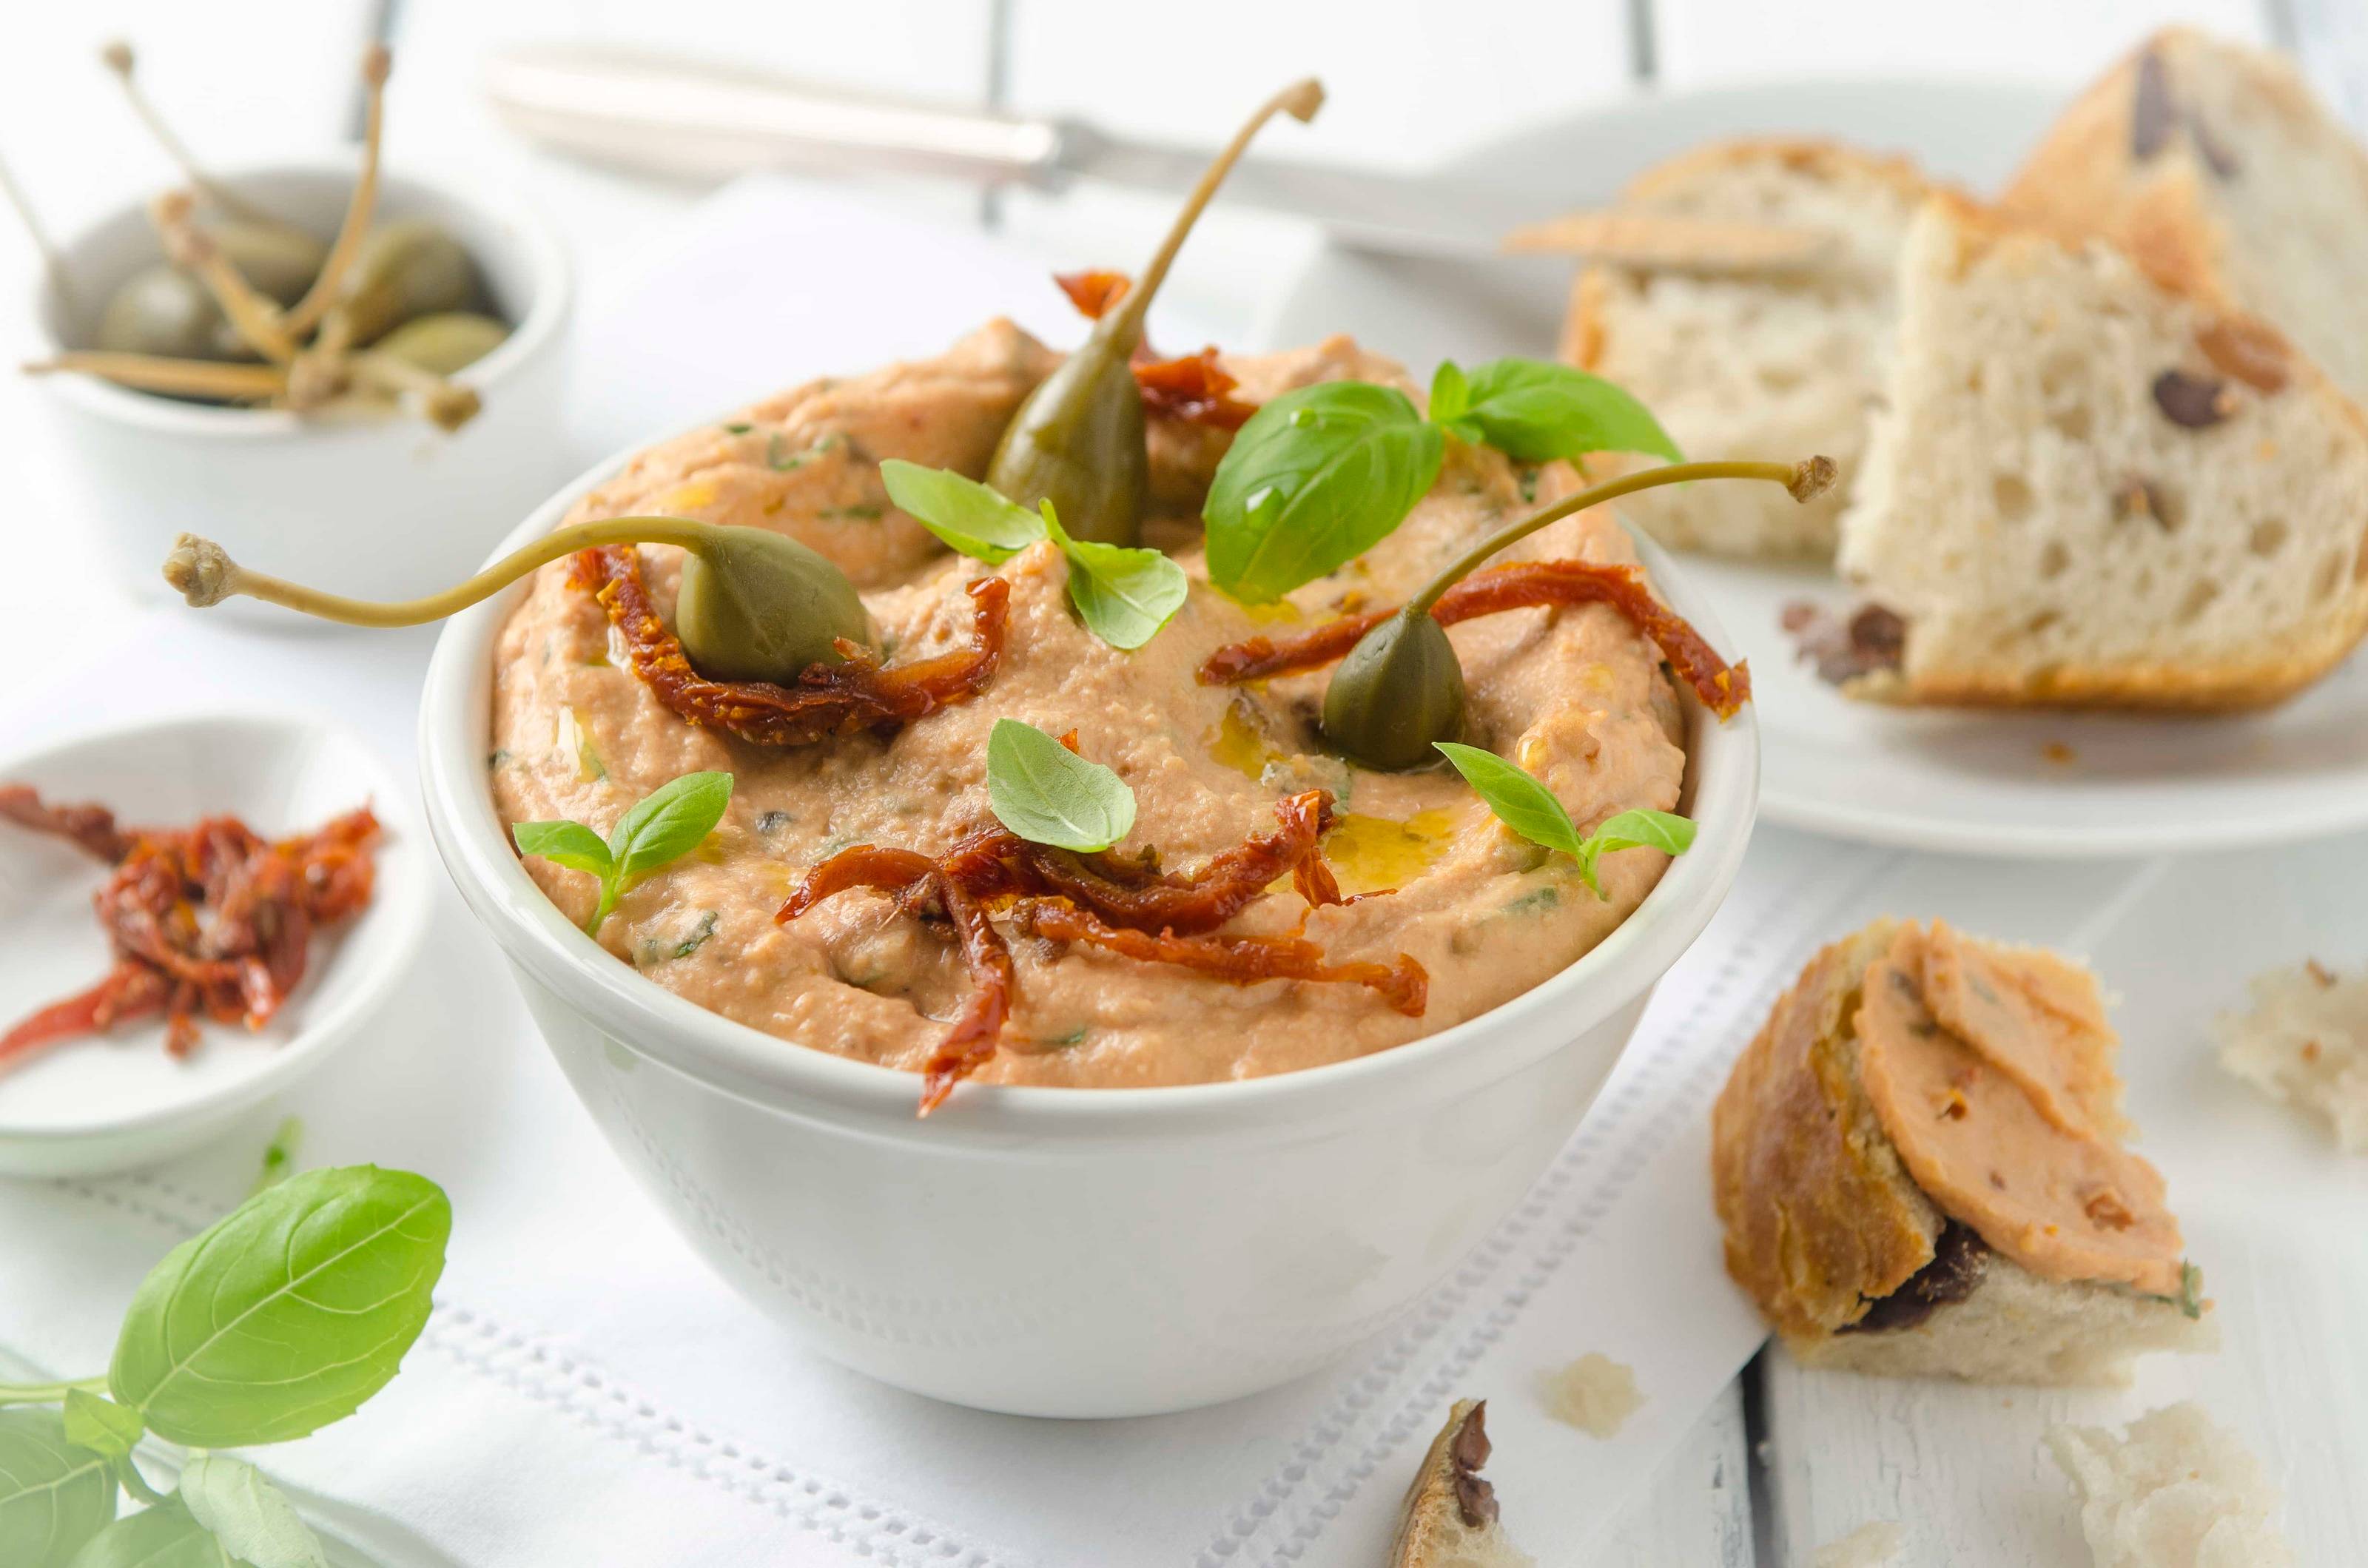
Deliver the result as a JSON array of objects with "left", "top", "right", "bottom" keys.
[
  {"left": 0, "top": 783, "right": 132, "bottom": 862},
  {"left": 1009, "top": 899, "right": 1427, "bottom": 1017},
  {"left": 0, "top": 792, "right": 380, "bottom": 1072},
  {"left": 1052, "top": 269, "right": 1258, "bottom": 429},
  {"left": 572, "top": 546, "right": 1009, "bottom": 747},
  {"left": 1198, "top": 558, "right": 1752, "bottom": 718}
]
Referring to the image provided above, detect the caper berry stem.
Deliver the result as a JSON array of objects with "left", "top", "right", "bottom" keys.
[
  {"left": 280, "top": 45, "right": 391, "bottom": 340},
  {"left": 164, "top": 515, "right": 727, "bottom": 626},
  {"left": 151, "top": 192, "right": 298, "bottom": 362},
  {"left": 0, "top": 150, "right": 73, "bottom": 313},
  {"left": 101, "top": 39, "right": 283, "bottom": 228},
  {"left": 25, "top": 351, "right": 286, "bottom": 400},
  {"left": 348, "top": 346, "right": 480, "bottom": 431},
  {"left": 1099, "top": 77, "right": 1324, "bottom": 355},
  {"left": 1405, "top": 457, "right": 1835, "bottom": 617}
]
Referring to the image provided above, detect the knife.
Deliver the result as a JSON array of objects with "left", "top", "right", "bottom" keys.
[{"left": 483, "top": 45, "right": 1820, "bottom": 270}]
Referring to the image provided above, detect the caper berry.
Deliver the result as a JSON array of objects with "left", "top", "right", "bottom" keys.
[
  {"left": 95, "top": 263, "right": 245, "bottom": 362},
  {"left": 209, "top": 219, "right": 327, "bottom": 306},
  {"left": 1322, "top": 608, "right": 1466, "bottom": 771},
  {"left": 339, "top": 218, "right": 480, "bottom": 345},
  {"left": 372, "top": 311, "right": 508, "bottom": 377}
]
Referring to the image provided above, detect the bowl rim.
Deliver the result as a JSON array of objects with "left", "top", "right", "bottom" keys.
[
  {"left": 0, "top": 706, "right": 434, "bottom": 1145},
  {"left": 24, "top": 155, "right": 573, "bottom": 439},
  {"left": 418, "top": 440, "right": 1760, "bottom": 1134}
]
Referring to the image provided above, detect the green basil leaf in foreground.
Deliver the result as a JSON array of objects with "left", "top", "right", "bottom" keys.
[
  {"left": 178, "top": 1458, "right": 324, "bottom": 1568},
  {"left": 986, "top": 719, "right": 1136, "bottom": 852},
  {"left": 1042, "top": 507, "right": 1188, "bottom": 651},
  {"left": 0, "top": 1409, "right": 118, "bottom": 1568},
  {"left": 1450, "top": 358, "right": 1683, "bottom": 464},
  {"left": 508, "top": 818, "right": 612, "bottom": 878},
  {"left": 64, "top": 1499, "right": 241, "bottom": 1568},
  {"left": 59, "top": 1393, "right": 140, "bottom": 1461},
  {"left": 607, "top": 770, "right": 733, "bottom": 882},
  {"left": 110, "top": 1167, "right": 450, "bottom": 1448},
  {"left": 1436, "top": 744, "right": 1695, "bottom": 897},
  {"left": 880, "top": 460, "right": 1047, "bottom": 565},
  {"left": 1204, "top": 382, "right": 1444, "bottom": 602},
  {"left": 1426, "top": 360, "right": 1470, "bottom": 428},
  {"left": 1433, "top": 743, "right": 1584, "bottom": 859}
]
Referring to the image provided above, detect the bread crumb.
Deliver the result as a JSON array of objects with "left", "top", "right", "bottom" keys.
[
  {"left": 1812, "top": 1520, "right": 1904, "bottom": 1567},
  {"left": 1540, "top": 1353, "right": 1643, "bottom": 1438},
  {"left": 2216, "top": 958, "right": 2368, "bottom": 1151},
  {"left": 2046, "top": 1402, "right": 2291, "bottom": 1567}
]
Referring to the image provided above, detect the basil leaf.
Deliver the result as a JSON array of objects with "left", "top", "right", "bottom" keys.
[
  {"left": 1453, "top": 359, "right": 1682, "bottom": 463},
  {"left": 0, "top": 1409, "right": 117, "bottom": 1568},
  {"left": 1205, "top": 383, "right": 1444, "bottom": 602},
  {"left": 66, "top": 1500, "right": 242, "bottom": 1568},
  {"left": 510, "top": 819, "right": 611, "bottom": 878},
  {"left": 67, "top": 1499, "right": 243, "bottom": 1568},
  {"left": 986, "top": 719, "right": 1136, "bottom": 852},
  {"left": 606, "top": 771, "right": 733, "bottom": 883},
  {"left": 880, "top": 460, "right": 1046, "bottom": 565},
  {"left": 178, "top": 1459, "right": 323, "bottom": 1568},
  {"left": 1042, "top": 507, "right": 1188, "bottom": 650},
  {"left": 110, "top": 1166, "right": 450, "bottom": 1448},
  {"left": 1427, "top": 360, "right": 1470, "bottom": 427},
  {"left": 1433, "top": 743, "right": 1585, "bottom": 859},
  {"left": 1586, "top": 808, "right": 1696, "bottom": 859},
  {"left": 59, "top": 1394, "right": 139, "bottom": 1462}
]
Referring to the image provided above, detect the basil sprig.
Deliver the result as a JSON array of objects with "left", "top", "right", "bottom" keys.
[
  {"left": 881, "top": 460, "right": 1187, "bottom": 650},
  {"left": 1203, "top": 358, "right": 1680, "bottom": 602},
  {"left": 513, "top": 770, "right": 734, "bottom": 937},
  {"left": 1434, "top": 741, "right": 1693, "bottom": 897},
  {"left": 0, "top": 1162, "right": 451, "bottom": 1568},
  {"left": 986, "top": 719, "right": 1136, "bottom": 852}
]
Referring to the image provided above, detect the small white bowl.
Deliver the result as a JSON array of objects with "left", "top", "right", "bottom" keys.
[
  {"left": 418, "top": 455, "right": 1760, "bottom": 1416},
  {"left": 23, "top": 160, "right": 573, "bottom": 619},
  {"left": 0, "top": 712, "right": 429, "bottom": 1177}
]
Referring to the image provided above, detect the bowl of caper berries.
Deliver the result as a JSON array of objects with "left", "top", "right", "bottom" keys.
[{"left": 13, "top": 42, "right": 572, "bottom": 618}]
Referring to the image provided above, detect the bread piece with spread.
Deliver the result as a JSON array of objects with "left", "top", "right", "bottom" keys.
[
  {"left": 1561, "top": 140, "right": 1928, "bottom": 557},
  {"left": 2002, "top": 27, "right": 2368, "bottom": 408},
  {"left": 1712, "top": 918, "right": 2214, "bottom": 1384},
  {"left": 1826, "top": 194, "right": 2368, "bottom": 709}
]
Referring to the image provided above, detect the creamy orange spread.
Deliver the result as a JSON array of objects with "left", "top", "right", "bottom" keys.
[{"left": 1856, "top": 922, "right": 2184, "bottom": 1296}]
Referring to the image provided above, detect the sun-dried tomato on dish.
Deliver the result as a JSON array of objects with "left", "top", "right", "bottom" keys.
[
  {"left": 0, "top": 789, "right": 380, "bottom": 1074},
  {"left": 572, "top": 545, "right": 1009, "bottom": 747},
  {"left": 776, "top": 789, "right": 1421, "bottom": 1114},
  {"left": 1053, "top": 270, "right": 1258, "bottom": 430},
  {"left": 1199, "top": 557, "right": 1752, "bottom": 719}
]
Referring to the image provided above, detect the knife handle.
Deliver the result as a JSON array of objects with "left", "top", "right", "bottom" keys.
[{"left": 485, "top": 44, "right": 1092, "bottom": 189}]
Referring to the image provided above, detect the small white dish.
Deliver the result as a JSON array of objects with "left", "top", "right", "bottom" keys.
[
  {"left": 417, "top": 450, "right": 1758, "bottom": 1418},
  {"left": 1265, "top": 78, "right": 2368, "bottom": 858},
  {"left": 0, "top": 713, "right": 428, "bottom": 1177},
  {"left": 21, "top": 159, "right": 573, "bottom": 619}
]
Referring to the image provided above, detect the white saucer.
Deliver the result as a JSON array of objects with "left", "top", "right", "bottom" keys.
[
  {"left": 1266, "top": 78, "right": 2368, "bottom": 858},
  {"left": 0, "top": 713, "right": 428, "bottom": 1177}
]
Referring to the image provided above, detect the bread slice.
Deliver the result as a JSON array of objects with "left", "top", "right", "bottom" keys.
[
  {"left": 2002, "top": 27, "right": 2368, "bottom": 407},
  {"left": 1712, "top": 919, "right": 2215, "bottom": 1384},
  {"left": 1388, "top": 1400, "right": 1533, "bottom": 1568},
  {"left": 1563, "top": 139, "right": 1928, "bottom": 557},
  {"left": 2216, "top": 958, "right": 2368, "bottom": 1151},
  {"left": 1829, "top": 195, "right": 2368, "bottom": 708},
  {"left": 2047, "top": 1402, "right": 2292, "bottom": 1567}
]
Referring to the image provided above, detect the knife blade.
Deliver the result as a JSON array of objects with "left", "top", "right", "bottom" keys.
[{"left": 483, "top": 45, "right": 1553, "bottom": 260}]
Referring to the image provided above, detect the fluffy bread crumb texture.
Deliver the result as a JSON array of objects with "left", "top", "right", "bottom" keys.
[
  {"left": 1566, "top": 141, "right": 1927, "bottom": 556},
  {"left": 1539, "top": 1353, "right": 1644, "bottom": 1438},
  {"left": 2216, "top": 958, "right": 2368, "bottom": 1151},
  {"left": 2048, "top": 1402, "right": 2293, "bottom": 1568}
]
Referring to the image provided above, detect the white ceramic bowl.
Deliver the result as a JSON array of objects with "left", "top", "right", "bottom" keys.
[
  {"left": 417, "top": 457, "right": 1760, "bottom": 1416},
  {"left": 0, "top": 711, "right": 430, "bottom": 1177},
  {"left": 24, "top": 159, "right": 572, "bottom": 618}
]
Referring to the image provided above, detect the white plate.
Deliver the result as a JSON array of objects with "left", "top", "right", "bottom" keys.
[
  {"left": 0, "top": 713, "right": 429, "bottom": 1177},
  {"left": 1265, "top": 78, "right": 2368, "bottom": 858}
]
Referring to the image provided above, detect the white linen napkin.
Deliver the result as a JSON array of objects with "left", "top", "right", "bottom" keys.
[{"left": 0, "top": 175, "right": 2169, "bottom": 1567}]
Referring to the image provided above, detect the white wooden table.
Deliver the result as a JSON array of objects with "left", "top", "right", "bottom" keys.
[{"left": 3, "top": 3, "right": 2358, "bottom": 1562}]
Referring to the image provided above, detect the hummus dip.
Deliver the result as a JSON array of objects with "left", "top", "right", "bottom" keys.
[{"left": 489, "top": 321, "right": 1692, "bottom": 1089}]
